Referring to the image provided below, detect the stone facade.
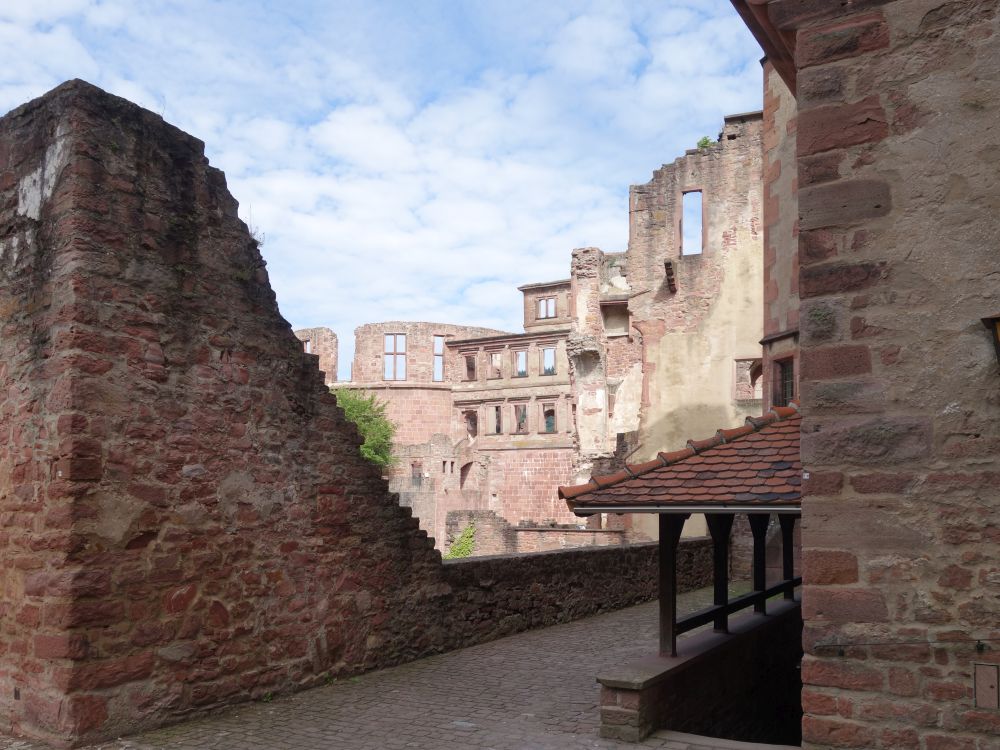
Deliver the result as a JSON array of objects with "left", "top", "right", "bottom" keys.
[
  {"left": 0, "top": 80, "right": 679, "bottom": 748},
  {"left": 736, "top": 2, "right": 1000, "bottom": 749}
]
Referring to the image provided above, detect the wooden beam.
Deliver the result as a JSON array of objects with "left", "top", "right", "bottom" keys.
[
  {"left": 706, "top": 513, "right": 735, "bottom": 633},
  {"left": 658, "top": 514, "right": 688, "bottom": 657},
  {"left": 748, "top": 514, "right": 771, "bottom": 614},
  {"left": 779, "top": 513, "right": 797, "bottom": 599}
]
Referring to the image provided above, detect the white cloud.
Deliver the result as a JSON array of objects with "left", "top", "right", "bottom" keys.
[{"left": 0, "top": 0, "right": 764, "bottom": 378}]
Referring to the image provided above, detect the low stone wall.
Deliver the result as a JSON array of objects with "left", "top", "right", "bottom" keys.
[
  {"left": 440, "top": 538, "right": 712, "bottom": 643},
  {"left": 599, "top": 600, "right": 803, "bottom": 744},
  {"left": 446, "top": 508, "right": 638, "bottom": 556}
]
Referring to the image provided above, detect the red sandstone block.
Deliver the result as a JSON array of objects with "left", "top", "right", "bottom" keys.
[
  {"left": 802, "top": 715, "right": 876, "bottom": 748},
  {"left": 803, "top": 549, "right": 858, "bottom": 585},
  {"left": 804, "top": 471, "right": 843, "bottom": 496},
  {"left": 768, "top": 0, "right": 893, "bottom": 30},
  {"left": 53, "top": 456, "right": 102, "bottom": 482},
  {"left": 879, "top": 727, "right": 920, "bottom": 750},
  {"left": 924, "top": 735, "right": 977, "bottom": 750},
  {"left": 801, "top": 345, "right": 872, "bottom": 380},
  {"left": 887, "top": 666, "right": 920, "bottom": 697},
  {"left": 804, "top": 587, "right": 888, "bottom": 623},
  {"left": 803, "top": 658, "right": 883, "bottom": 691},
  {"left": 798, "top": 96, "right": 888, "bottom": 156},
  {"left": 799, "top": 181, "right": 891, "bottom": 231},
  {"left": 937, "top": 564, "right": 973, "bottom": 590},
  {"left": 850, "top": 473, "right": 912, "bottom": 494},
  {"left": 34, "top": 633, "right": 88, "bottom": 660},
  {"left": 800, "top": 261, "right": 888, "bottom": 298},
  {"left": 797, "top": 14, "right": 890, "bottom": 68}
]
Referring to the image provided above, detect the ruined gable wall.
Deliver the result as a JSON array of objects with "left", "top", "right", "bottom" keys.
[
  {"left": 781, "top": 2, "right": 1000, "bottom": 748},
  {"left": 626, "top": 117, "right": 765, "bottom": 464},
  {"left": 0, "top": 86, "right": 85, "bottom": 743},
  {"left": 0, "top": 82, "right": 669, "bottom": 746},
  {"left": 293, "top": 326, "right": 338, "bottom": 386}
]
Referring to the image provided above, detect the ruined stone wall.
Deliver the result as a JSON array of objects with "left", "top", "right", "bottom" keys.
[
  {"left": 351, "top": 321, "right": 504, "bottom": 384},
  {"left": 483, "top": 447, "right": 578, "bottom": 525},
  {"left": 293, "top": 326, "right": 338, "bottom": 386},
  {"left": 626, "top": 114, "right": 765, "bottom": 464},
  {"left": 765, "top": 2, "right": 1000, "bottom": 748},
  {"left": 0, "top": 81, "right": 664, "bottom": 747}
]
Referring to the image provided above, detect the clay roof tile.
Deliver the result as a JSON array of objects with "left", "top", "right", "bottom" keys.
[{"left": 558, "top": 481, "right": 598, "bottom": 500}]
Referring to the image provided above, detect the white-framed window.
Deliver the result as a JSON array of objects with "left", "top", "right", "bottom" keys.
[{"left": 384, "top": 334, "right": 406, "bottom": 380}]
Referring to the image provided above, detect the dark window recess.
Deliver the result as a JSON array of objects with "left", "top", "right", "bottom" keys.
[
  {"left": 542, "top": 404, "right": 556, "bottom": 433},
  {"left": 411, "top": 462, "right": 422, "bottom": 487},
  {"left": 775, "top": 360, "right": 795, "bottom": 407},
  {"left": 464, "top": 354, "right": 477, "bottom": 381},
  {"left": 464, "top": 410, "right": 478, "bottom": 438},
  {"left": 514, "top": 404, "right": 528, "bottom": 434},
  {"left": 492, "top": 405, "right": 503, "bottom": 434}
]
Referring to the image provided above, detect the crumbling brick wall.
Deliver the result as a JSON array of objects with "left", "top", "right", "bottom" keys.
[{"left": 0, "top": 81, "right": 666, "bottom": 747}]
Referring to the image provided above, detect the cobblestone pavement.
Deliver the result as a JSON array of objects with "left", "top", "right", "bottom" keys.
[{"left": 3, "top": 585, "right": 792, "bottom": 750}]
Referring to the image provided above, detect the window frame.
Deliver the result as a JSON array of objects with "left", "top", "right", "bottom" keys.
[
  {"left": 541, "top": 403, "right": 557, "bottom": 434},
  {"left": 537, "top": 296, "right": 556, "bottom": 319},
  {"left": 433, "top": 335, "right": 445, "bottom": 382},
  {"left": 773, "top": 358, "right": 795, "bottom": 408},
  {"left": 540, "top": 346, "right": 557, "bottom": 376},
  {"left": 383, "top": 333, "right": 407, "bottom": 381},
  {"left": 513, "top": 349, "right": 528, "bottom": 378},
  {"left": 513, "top": 403, "right": 529, "bottom": 434}
]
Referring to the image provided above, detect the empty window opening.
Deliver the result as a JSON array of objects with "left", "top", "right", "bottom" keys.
[
  {"left": 541, "top": 347, "right": 556, "bottom": 376},
  {"left": 602, "top": 304, "right": 629, "bottom": 337},
  {"left": 513, "top": 350, "right": 528, "bottom": 377},
  {"left": 774, "top": 359, "right": 795, "bottom": 407},
  {"left": 491, "top": 405, "right": 503, "bottom": 435},
  {"left": 384, "top": 333, "right": 406, "bottom": 380},
  {"left": 735, "top": 359, "right": 764, "bottom": 402},
  {"left": 433, "top": 335, "right": 445, "bottom": 382},
  {"left": 514, "top": 404, "right": 528, "bottom": 434},
  {"left": 303, "top": 339, "right": 312, "bottom": 354},
  {"left": 537, "top": 296, "right": 556, "bottom": 319},
  {"left": 542, "top": 404, "right": 557, "bottom": 434},
  {"left": 459, "top": 462, "right": 473, "bottom": 489},
  {"left": 450, "top": 461, "right": 455, "bottom": 474},
  {"left": 411, "top": 462, "right": 422, "bottom": 487},
  {"left": 681, "top": 190, "right": 703, "bottom": 256},
  {"left": 488, "top": 351, "right": 502, "bottom": 379},
  {"left": 464, "top": 410, "right": 478, "bottom": 438},
  {"left": 464, "top": 354, "right": 477, "bottom": 381},
  {"left": 442, "top": 461, "right": 447, "bottom": 474}
]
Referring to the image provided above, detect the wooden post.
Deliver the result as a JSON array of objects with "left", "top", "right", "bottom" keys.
[
  {"left": 779, "top": 513, "right": 797, "bottom": 599},
  {"left": 658, "top": 514, "right": 688, "bottom": 657},
  {"left": 706, "top": 513, "right": 735, "bottom": 633},
  {"left": 748, "top": 514, "right": 771, "bottom": 614}
]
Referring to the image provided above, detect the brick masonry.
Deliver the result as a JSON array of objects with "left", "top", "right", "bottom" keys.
[
  {"left": 738, "top": 2, "right": 1000, "bottom": 749},
  {"left": 292, "top": 327, "right": 337, "bottom": 386},
  {"left": 0, "top": 81, "right": 674, "bottom": 747}
]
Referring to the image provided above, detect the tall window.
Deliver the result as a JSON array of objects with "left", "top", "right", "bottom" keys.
[
  {"left": 433, "top": 335, "right": 445, "bottom": 381},
  {"left": 681, "top": 190, "right": 703, "bottom": 256},
  {"left": 537, "top": 297, "right": 556, "bottom": 319},
  {"left": 774, "top": 359, "right": 795, "bottom": 407},
  {"left": 541, "top": 347, "right": 556, "bottom": 376},
  {"left": 464, "top": 410, "right": 478, "bottom": 438},
  {"left": 490, "top": 405, "right": 502, "bottom": 435},
  {"left": 303, "top": 339, "right": 312, "bottom": 354},
  {"left": 487, "top": 351, "right": 502, "bottom": 379},
  {"left": 464, "top": 354, "right": 477, "bottom": 381},
  {"left": 541, "top": 403, "right": 556, "bottom": 433},
  {"left": 514, "top": 404, "right": 528, "bottom": 434},
  {"left": 513, "top": 350, "right": 528, "bottom": 377},
  {"left": 384, "top": 333, "right": 406, "bottom": 380}
]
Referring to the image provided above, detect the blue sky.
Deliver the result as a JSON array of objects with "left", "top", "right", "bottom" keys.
[{"left": 1, "top": 1, "right": 764, "bottom": 378}]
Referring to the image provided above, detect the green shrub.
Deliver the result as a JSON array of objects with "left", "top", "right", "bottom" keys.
[
  {"left": 444, "top": 523, "right": 476, "bottom": 559},
  {"left": 333, "top": 388, "right": 395, "bottom": 468}
]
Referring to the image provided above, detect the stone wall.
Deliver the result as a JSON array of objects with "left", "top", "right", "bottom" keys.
[
  {"left": 749, "top": 2, "right": 1000, "bottom": 749},
  {"left": 293, "top": 327, "right": 338, "bottom": 386},
  {"left": 445, "top": 509, "right": 636, "bottom": 557},
  {"left": 0, "top": 81, "right": 675, "bottom": 747}
]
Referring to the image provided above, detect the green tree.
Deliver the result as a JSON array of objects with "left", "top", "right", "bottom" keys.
[
  {"left": 333, "top": 388, "right": 396, "bottom": 468},
  {"left": 697, "top": 135, "right": 713, "bottom": 149}
]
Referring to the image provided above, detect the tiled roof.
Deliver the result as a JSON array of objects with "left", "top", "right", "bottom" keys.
[{"left": 559, "top": 403, "right": 801, "bottom": 513}]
